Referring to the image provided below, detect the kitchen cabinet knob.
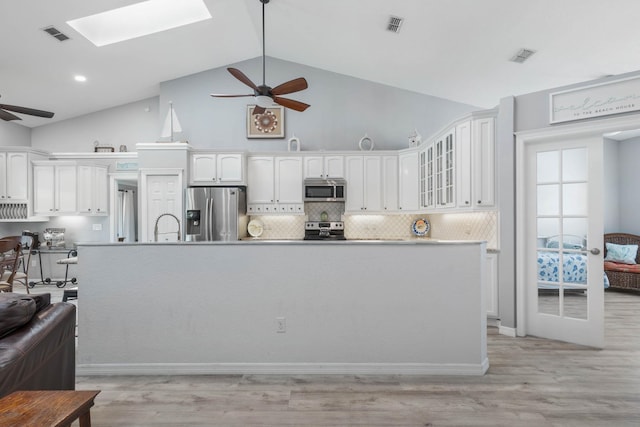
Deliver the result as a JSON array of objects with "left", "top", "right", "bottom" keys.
[
  {"left": 465, "top": 201, "right": 469, "bottom": 204},
  {"left": 478, "top": 200, "right": 482, "bottom": 204}
]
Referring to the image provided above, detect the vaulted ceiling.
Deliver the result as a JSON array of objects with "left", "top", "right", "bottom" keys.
[{"left": 2, "top": 0, "right": 640, "bottom": 127}]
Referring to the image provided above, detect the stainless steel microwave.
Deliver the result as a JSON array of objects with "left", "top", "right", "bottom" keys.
[{"left": 303, "top": 178, "right": 346, "bottom": 202}]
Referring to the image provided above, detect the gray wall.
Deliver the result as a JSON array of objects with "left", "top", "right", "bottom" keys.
[
  {"left": 160, "top": 57, "right": 478, "bottom": 152},
  {"left": 0, "top": 120, "right": 31, "bottom": 146},
  {"left": 514, "top": 70, "right": 640, "bottom": 132},
  {"left": 23, "top": 57, "right": 477, "bottom": 154},
  {"left": 603, "top": 138, "right": 620, "bottom": 233},
  {"left": 618, "top": 137, "right": 640, "bottom": 234},
  {"left": 496, "top": 96, "right": 516, "bottom": 328},
  {"left": 30, "top": 98, "right": 160, "bottom": 153}
]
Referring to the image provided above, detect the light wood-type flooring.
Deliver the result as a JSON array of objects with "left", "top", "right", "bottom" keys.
[{"left": 17, "top": 284, "right": 640, "bottom": 426}]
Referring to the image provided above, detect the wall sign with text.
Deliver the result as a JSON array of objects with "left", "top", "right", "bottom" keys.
[{"left": 550, "top": 75, "right": 640, "bottom": 124}]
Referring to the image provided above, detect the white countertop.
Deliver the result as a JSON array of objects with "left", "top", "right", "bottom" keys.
[{"left": 78, "top": 238, "right": 487, "bottom": 247}]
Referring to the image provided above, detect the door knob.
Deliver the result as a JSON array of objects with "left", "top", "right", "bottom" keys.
[{"left": 590, "top": 248, "right": 601, "bottom": 255}]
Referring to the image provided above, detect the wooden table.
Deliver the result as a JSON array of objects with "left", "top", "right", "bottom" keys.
[{"left": 0, "top": 390, "right": 100, "bottom": 427}]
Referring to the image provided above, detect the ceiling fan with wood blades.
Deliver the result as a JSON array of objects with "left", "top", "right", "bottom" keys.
[
  {"left": 0, "top": 95, "right": 55, "bottom": 122},
  {"left": 211, "top": 0, "right": 310, "bottom": 114}
]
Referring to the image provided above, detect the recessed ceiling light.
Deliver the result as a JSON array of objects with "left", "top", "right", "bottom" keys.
[
  {"left": 74, "top": 75, "right": 87, "bottom": 82},
  {"left": 67, "top": 0, "right": 212, "bottom": 47}
]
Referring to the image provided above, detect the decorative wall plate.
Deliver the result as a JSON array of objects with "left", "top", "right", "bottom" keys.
[
  {"left": 412, "top": 218, "right": 430, "bottom": 236},
  {"left": 248, "top": 219, "right": 264, "bottom": 237}
]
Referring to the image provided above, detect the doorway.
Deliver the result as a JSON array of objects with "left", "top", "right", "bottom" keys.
[
  {"left": 110, "top": 173, "right": 138, "bottom": 243},
  {"left": 516, "top": 114, "right": 640, "bottom": 347}
]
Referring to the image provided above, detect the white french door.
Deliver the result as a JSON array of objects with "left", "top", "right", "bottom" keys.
[{"left": 521, "top": 136, "right": 604, "bottom": 348}]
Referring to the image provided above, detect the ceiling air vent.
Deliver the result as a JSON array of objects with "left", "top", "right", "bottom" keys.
[
  {"left": 42, "top": 26, "right": 70, "bottom": 42},
  {"left": 510, "top": 48, "right": 536, "bottom": 63},
  {"left": 387, "top": 16, "right": 404, "bottom": 33}
]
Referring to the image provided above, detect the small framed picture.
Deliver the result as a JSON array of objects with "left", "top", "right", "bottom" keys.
[{"left": 247, "top": 105, "right": 284, "bottom": 139}]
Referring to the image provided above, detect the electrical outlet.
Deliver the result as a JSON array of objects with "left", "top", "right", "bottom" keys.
[
  {"left": 92, "top": 223, "right": 102, "bottom": 231},
  {"left": 31, "top": 260, "right": 37, "bottom": 267},
  {"left": 276, "top": 317, "right": 286, "bottom": 333}
]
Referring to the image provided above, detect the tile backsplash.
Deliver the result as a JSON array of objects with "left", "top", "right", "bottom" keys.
[{"left": 249, "top": 207, "right": 499, "bottom": 249}]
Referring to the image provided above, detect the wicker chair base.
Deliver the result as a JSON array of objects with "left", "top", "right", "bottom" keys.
[{"left": 604, "top": 233, "right": 640, "bottom": 292}]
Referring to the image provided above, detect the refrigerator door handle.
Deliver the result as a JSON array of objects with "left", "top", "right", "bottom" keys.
[
  {"left": 208, "top": 197, "right": 215, "bottom": 241},
  {"left": 204, "top": 197, "right": 210, "bottom": 241}
]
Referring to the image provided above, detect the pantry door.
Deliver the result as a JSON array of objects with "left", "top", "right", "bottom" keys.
[
  {"left": 140, "top": 169, "right": 183, "bottom": 243},
  {"left": 520, "top": 136, "right": 604, "bottom": 348}
]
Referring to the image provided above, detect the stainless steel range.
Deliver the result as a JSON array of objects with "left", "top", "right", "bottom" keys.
[{"left": 304, "top": 221, "right": 346, "bottom": 240}]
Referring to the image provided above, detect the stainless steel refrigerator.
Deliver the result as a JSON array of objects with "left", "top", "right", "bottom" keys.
[{"left": 185, "top": 187, "right": 248, "bottom": 241}]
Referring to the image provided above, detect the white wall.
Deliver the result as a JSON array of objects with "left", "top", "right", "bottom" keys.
[{"left": 0, "top": 120, "right": 31, "bottom": 146}]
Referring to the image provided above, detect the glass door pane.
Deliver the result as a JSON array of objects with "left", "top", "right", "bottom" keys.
[{"left": 536, "top": 147, "right": 589, "bottom": 320}]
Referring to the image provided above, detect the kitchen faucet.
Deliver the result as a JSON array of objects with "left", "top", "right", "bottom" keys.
[{"left": 154, "top": 213, "right": 181, "bottom": 242}]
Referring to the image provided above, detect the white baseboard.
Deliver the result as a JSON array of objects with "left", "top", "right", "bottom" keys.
[
  {"left": 497, "top": 322, "right": 517, "bottom": 337},
  {"left": 78, "top": 360, "right": 490, "bottom": 376}
]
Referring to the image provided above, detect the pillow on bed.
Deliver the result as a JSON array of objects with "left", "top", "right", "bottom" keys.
[
  {"left": 604, "top": 243, "right": 638, "bottom": 265},
  {"left": 546, "top": 240, "right": 583, "bottom": 250}
]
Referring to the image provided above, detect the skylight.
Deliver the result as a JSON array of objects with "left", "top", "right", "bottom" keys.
[{"left": 67, "top": 0, "right": 212, "bottom": 47}]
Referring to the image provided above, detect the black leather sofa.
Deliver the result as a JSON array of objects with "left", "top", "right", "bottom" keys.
[{"left": 0, "top": 293, "right": 76, "bottom": 398}]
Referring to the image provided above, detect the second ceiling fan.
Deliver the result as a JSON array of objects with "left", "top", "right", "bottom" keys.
[{"left": 211, "top": 0, "right": 310, "bottom": 114}]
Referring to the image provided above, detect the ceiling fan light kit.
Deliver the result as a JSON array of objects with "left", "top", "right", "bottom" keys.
[{"left": 211, "top": 0, "right": 310, "bottom": 114}]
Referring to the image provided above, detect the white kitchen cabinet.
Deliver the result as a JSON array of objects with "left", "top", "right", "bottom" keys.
[
  {"left": 345, "top": 155, "right": 382, "bottom": 212},
  {"left": 472, "top": 117, "right": 496, "bottom": 207},
  {"left": 247, "top": 156, "right": 303, "bottom": 214},
  {"left": 33, "top": 162, "right": 77, "bottom": 215},
  {"left": 435, "top": 129, "right": 455, "bottom": 208},
  {"left": 0, "top": 151, "right": 28, "bottom": 201},
  {"left": 455, "top": 120, "right": 472, "bottom": 208},
  {"left": 190, "top": 153, "right": 244, "bottom": 185},
  {"left": 303, "top": 155, "right": 344, "bottom": 179},
  {"left": 275, "top": 157, "right": 304, "bottom": 214},
  {"left": 455, "top": 117, "right": 496, "bottom": 209},
  {"left": 382, "top": 155, "right": 398, "bottom": 212},
  {"left": 485, "top": 252, "right": 498, "bottom": 318},
  {"left": 398, "top": 151, "right": 419, "bottom": 211},
  {"left": 419, "top": 143, "right": 435, "bottom": 210},
  {"left": 247, "top": 157, "right": 274, "bottom": 206},
  {"left": 77, "top": 165, "right": 108, "bottom": 215}
]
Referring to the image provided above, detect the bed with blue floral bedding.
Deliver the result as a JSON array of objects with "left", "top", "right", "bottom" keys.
[{"left": 537, "top": 251, "right": 609, "bottom": 289}]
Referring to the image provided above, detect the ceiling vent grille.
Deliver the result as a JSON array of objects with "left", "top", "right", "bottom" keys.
[
  {"left": 387, "top": 16, "right": 404, "bottom": 33},
  {"left": 42, "top": 26, "right": 70, "bottom": 42},
  {"left": 510, "top": 48, "right": 536, "bottom": 63}
]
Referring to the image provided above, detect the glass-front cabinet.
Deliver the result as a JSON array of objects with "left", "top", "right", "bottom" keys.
[
  {"left": 435, "top": 129, "right": 455, "bottom": 208},
  {"left": 419, "top": 142, "right": 435, "bottom": 210}
]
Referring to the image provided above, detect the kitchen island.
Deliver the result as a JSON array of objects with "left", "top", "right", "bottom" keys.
[{"left": 76, "top": 240, "right": 488, "bottom": 376}]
